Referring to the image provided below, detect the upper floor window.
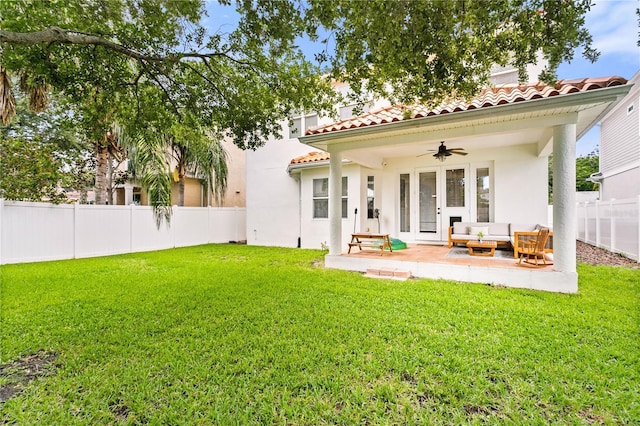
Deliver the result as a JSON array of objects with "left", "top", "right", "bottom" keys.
[
  {"left": 627, "top": 103, "right": 634, "bottom": 115},
  {"left": 339, "top": 102, "right": 371, "bottom": 120},
  {"left": 289, "top": 112, "right": 318, "bottom": 139}
]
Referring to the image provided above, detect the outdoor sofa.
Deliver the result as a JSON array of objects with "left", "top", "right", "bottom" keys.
[{"left": 448, "top": 222, "right": 553, "bottom": 258}]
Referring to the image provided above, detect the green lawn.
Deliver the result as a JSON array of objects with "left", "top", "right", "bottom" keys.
[{"left": 1, "top": 244, "right": 638, "bottom": 424}]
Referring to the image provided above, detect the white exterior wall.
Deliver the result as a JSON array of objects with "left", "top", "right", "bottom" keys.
[
  {"left": 601, "top": 168, "right": 640, "bottom": 200},
  {"left": 493, "top": 144, "right": 549, "bottom": 224},
  {"left": 288, "top": 142, "right": 550, "bottom": 250},
  {"left": 245, "top": 134, "right": 311, "bottom": 248},
  {"left": 245, "top": 91, "right": 390, "bottom": 248},
  {"left": 378, "top": 143, "right": 549, "bottom": 232},
  {"left": 298, "top": 164, "right": 362, "bottom": 249},
  {"left": 599, "top": 71, "right": 640, "bottom": 201}
]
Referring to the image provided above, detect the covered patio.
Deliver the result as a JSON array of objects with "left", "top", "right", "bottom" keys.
[{"left": 301, "top": 77, "right": 632, "bottom": 293}]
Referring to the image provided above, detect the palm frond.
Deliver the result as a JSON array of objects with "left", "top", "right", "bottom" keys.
[
  {"left": 19, "top": 71, "right": 49, "bottom": 112},
  {"left": 129, "top": 129, "right": 173, "bottom": 228}
]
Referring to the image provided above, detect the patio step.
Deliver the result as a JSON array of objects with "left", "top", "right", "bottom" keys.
[{"left": 364, "top": 267, "right": 411, "bottom": 281}]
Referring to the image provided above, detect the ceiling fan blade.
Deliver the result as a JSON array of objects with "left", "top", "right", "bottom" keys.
[
  {"left": 417, "top": 149, "right": 439, "bottom": 157},
  {"left": 451, "top": 151, "right": 468, "bottom": 155}
]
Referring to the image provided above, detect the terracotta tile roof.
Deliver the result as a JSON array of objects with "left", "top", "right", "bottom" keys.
[
  {"left": 305, "top": 76, "right": 628, "bottom": 135},
  {"left": 290, "top": 151, "right": 331, "bottom": 164}
]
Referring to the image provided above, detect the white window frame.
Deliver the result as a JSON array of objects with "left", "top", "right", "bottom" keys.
[
  {"left": 312, "top": 177, "right": 348, "bottom": 219},
  {"left": 289, "top": 112, "right": 318, "bottom": 139},
  {"left": 339, "top": 102, "right": 371, "bottom": 120}
]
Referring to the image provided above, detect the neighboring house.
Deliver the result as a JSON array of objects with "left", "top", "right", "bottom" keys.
[
  {"left": 590, "top": 70, "right": 639, "bottom": 200},
  {"left": 113, "top": 139, "right": 246, "bottom": 208},
  {"left": 246, "top": 71, "right": 631, "bottom": 291}
]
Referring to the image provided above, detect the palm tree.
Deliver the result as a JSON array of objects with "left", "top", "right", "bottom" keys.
[{"left": 126, "top": 124, "right": 228, "bottom": 226}]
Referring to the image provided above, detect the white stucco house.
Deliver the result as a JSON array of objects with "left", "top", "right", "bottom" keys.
[
  {"left": 246, "top": 72, "right": 631, "bottom": 293},
  {"left": 589, "top": 70, "right": 639, "bottom": 200}
]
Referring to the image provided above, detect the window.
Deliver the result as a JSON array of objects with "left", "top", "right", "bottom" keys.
[
  {"left": 289, "top": 112, "right": 318, "bottom": 139},
  {"left": 367, "top": 176, "right": 375, "bottom": 219},
  {"left": 399, "top": 174, "right": 410, "bottom": 232},
  {"left": 313, "top": 177, "right": 348, "bottom": 218},
  {"left": 339, "top": 102, "right": 371, "bottom": 120},
  {"left": 627, "top": 103, "right": 635, "bottom": 115},
  {"left": 476, "top": 167, "right": 490, "bottom": 222},
  {"left": 446, "top": 168, "right": 465, "bottom": 207}
]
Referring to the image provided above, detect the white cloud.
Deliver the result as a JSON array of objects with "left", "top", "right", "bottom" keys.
[{"left": 586, "top": 0, "right": 639, "bottom": 57}]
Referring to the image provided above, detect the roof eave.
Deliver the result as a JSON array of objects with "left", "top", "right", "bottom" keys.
[
  {"left": 287, "top": 159, "right": 351, "bottom": 174},
  {"left": 299, "top": 84, "right": 632, "bottom": 149}
]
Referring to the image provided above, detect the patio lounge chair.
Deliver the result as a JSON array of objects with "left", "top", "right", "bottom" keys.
[{"left": 517, "top": 227, "right": 550, "bottom": 266}]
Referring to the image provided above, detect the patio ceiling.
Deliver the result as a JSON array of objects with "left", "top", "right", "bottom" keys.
[{"left": 299, "top": 77, "right": 631, "bottom": 169}]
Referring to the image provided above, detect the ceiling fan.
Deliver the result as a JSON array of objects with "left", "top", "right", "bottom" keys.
[{"left": 418, "top": 141, "right": 468, "bottom": 162}]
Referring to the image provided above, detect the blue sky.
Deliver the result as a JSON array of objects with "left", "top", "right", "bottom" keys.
[
  {"left": 203, "top": 0, "right": 640, "bottom": 156},
  {"left": 557, "top": 0, "right": 639, "bottom": 156}
]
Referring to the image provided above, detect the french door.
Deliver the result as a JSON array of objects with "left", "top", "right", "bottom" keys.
[
  {"left": 410, "top": 166, "right": 470, "bottom": 242},
  {"left": 418, "top": 169, "right": 440, "bottom": 240}
]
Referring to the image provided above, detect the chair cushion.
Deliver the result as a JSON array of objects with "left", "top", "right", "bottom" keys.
[
  {"left": 510, "top": 223, "right": 538, "bottom": 236},
  {"left": 487, "top": 223, "right": 510, "bottom": 236},
  {"left": 453, "top": 222, "right": 470, "bottom": 234}
]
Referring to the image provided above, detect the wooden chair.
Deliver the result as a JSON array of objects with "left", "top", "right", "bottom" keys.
[{"left": 517, "top": 228, "right": 550, "bottom": 266}]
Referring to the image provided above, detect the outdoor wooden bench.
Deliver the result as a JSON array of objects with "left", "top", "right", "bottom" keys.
[{"left": 348, "top": 233, "right": 393, "bottom": 254}]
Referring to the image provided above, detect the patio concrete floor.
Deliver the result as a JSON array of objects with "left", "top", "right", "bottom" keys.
[
  {"left": 325, "top": 243, "right": 578, "bottom": 293},
  {"left": 343, "top": 243, "right": 553, "bottom": 270}
]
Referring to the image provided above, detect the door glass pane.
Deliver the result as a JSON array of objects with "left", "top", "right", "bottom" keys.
[
  {"left": 419, "top": 172, "right": 437, "bottom": 233},
  {"left": 400, "top": 174, "right": 410, "bottom": 232},
  {"left": 476, "top": 167, "right": 490, "bottom": 222},
  {"left": 446, "top": 169, "right": 465, "bottom": 207},
  {"left": 341, "top": 176, "right": 348, "bottom": 218}
]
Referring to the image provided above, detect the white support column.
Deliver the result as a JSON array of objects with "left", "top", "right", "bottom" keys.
[
  {"left": 553, "top": 123, "right": 577, "bottom": 274},
  {"left": 328, "top": 150, "right": 343, "bottom": 255}
]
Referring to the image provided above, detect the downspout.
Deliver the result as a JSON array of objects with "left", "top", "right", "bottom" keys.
[
  {"left": 287, "top": 164, "right": 303, "bottom": 248},
  {"left": 297, "top": 174, "right": 302, "bottom": 248}
]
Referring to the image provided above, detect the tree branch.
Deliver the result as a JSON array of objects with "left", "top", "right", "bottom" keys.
[{"left": 0, "top": 27, "right": 241, "bottom": 64}]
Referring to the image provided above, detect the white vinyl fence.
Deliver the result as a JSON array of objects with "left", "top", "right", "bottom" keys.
[
  {"left": 576, "top": 196, "right": 640, "bottom": 262},
  {"left": 0, "top": 199, "right": 246, "bottom": 265}
]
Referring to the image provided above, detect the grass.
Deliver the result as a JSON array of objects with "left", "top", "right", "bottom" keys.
[{"left": 1, "top": 244, "right": 638, "bottom": 424}]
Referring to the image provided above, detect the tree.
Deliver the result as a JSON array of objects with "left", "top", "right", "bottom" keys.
[
  {"left": 1, "top": 0, "right": 599, "bottom": 218},
  {"left": 165, "top": 126, "right": 228, "bottom": 208},
  {"left": 548, "top": 148, "right": 600, "bottom": 202},
  {"left": 0, "top": 0, "right": 598, "bottom": 128},
  {"left": 0, "top": 136, "right": 69, "bottom": 203},
  {"left": 576, "top": 149, "right": 599, "bottom": 192},
  {"left": 0, "top": 78, "right": 96, "bottom": 201},
  {"left": 302, "top": 0, "right": 599, "bottom": 104}
]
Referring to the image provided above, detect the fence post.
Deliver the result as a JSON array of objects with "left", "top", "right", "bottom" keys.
[
  {"left": 130, "top": 204, "right": 134, "bottom": 253},
  {"left": 610, "top": 199, "right": 616, "bottom": 254},
  {"left": 207, "top": 205, "right": 212, "bottom": 244},
  {"left": 172, "top": 206, "right": 177, "bottom": 248},
  {"left": 595, "top": 200, "right": 601, "bottom": 247},
  {"left": 583, "top": 202, "right": 589, "bottom": 243},
  {"left": 73, "top": 203, "right": 80, "bottom": 259}
]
